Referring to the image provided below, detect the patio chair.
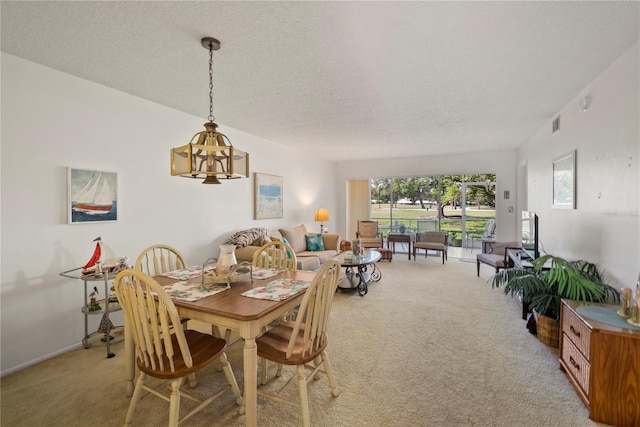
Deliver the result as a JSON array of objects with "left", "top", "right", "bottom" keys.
[{"left": 467, "top": 219, "right": 496, "bottom": 252}]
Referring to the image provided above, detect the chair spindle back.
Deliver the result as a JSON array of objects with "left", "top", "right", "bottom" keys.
[
  {"left": 286, "top": 259, "right": 340, "bottom": 359},
  {"left": 114, "top": 269, "right": 192, "bottom": 372}
]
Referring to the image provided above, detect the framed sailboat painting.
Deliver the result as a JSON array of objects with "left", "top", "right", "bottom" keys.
[{"left": 68, "top": 168, "right": 118, "bottom": 224}]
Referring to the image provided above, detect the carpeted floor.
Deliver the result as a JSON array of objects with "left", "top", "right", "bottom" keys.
[{"left": 1, "top": 255, "right": 608, "bottom": 426}]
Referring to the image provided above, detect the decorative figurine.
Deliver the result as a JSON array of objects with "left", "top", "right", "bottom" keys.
[
  {"left": 351, "top": 238, "right": 363, "bottom": 257},
  {"left": 631, "top": 301, "right": 640, "bottom": 325},
  {"left": 82, "top": 236, "right": 103, "bottom": 276},
  {"left": 88, "top": 286, "right": 102, "bottom": 312},
  {"left": 619, "top": 287, "right": 632, "bottom": 318}
]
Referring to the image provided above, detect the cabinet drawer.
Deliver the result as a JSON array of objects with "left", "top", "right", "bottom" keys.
[
  {"left": 561, "top": 334, "right": 591, "bottom": 397},
  {"left": 562, "top": 305, "right": 591, "bottom": 358}
]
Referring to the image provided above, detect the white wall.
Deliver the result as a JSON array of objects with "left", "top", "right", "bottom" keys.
[
  {"left": 0, "top": 54, "right": 337, "bottom": 375},
  {"left": 336, "top": 150, "right": 520, "bottom": 243},
  {"left": 520, "top": 43, "right": 639, "bottom": 289}
]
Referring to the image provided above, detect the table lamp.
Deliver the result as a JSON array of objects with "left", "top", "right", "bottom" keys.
[{"left": 314, "top": 208, "right": 329, "bottom": 233}]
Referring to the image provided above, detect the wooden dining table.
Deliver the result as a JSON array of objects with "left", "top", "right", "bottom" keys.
[{"left": 123, "top": 269, "right": 316, "bottom": 427}]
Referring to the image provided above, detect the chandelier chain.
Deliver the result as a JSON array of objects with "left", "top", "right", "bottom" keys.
[{"left": 208, "top": 42, "right": 215, "bottom": 122}]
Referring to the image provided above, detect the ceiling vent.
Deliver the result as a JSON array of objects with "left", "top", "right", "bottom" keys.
[{"left": 552, "top": 116, "right": 561, "bottom": 134}]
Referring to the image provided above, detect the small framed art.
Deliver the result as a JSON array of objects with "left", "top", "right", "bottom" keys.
[
  {"left": 552, "top": 150, "right": 576, "bottom": 209},
  {"left": 254, "top": 173, "right": 283, "bottom": 219},
  {"left": 68, "top": 168, "right": 118, "bottom": 224}
]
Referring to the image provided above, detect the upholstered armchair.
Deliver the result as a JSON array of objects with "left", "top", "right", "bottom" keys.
[
  {"left": 476, "top": 240, "right": 522, "bottom": 275},
  {"left": 413, "top": 231, "right": 448, "bottom": 264},
  {"left": 356, "top": 220, "right": 383, "bottom": 248}
]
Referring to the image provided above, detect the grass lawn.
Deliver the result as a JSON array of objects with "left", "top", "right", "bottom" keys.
[{"left": 370, "top": 204, "right": 495, "bottom": 246}]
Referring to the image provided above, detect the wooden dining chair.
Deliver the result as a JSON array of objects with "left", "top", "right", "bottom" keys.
[
  {"left": 256, "top": 259, "right": 341, "bottom": 427},
  {"left": 113, "top": 269, "right": 242, "bottom": 427},
  {"left": 252, "top": 240, "right": 297, "bottom": 271},
  {"left": 252, "top": 240, "right": 298, "bottom": 378},
  {"left": 136, "top": 244, "right": 190, "bottom": 329},
  {"left": 135, "top": 244, "right": 188, "bottom": 276}
]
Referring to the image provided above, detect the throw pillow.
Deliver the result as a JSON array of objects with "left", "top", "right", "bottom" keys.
[
  {"left": 224, "top": 227, "right": 268, "bottom": 249},
  {"left": 280, "top": 237, "right": 293, "bottom": 258},
  {"left": 305, "top": 234, "right": 325, "bottom": 251}
]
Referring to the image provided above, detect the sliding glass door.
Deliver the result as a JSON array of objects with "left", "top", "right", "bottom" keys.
[{"left": 368, "top": 173, "right": 495, "bottom": 249}]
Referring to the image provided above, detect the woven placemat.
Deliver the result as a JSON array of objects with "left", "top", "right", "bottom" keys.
[{"left": 576, "top": 305, "right": 640, "bottom": 331}]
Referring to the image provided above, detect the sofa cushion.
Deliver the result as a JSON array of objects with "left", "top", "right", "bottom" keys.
[
  {"left": 297, "top": 256, "right": 321, "bottom": 271},
  {"left": 305, "top": 234, "right": 325, "bottom": 251},
  {"left": 279, "top": 224, "right": 308, "bottom": 254},
  {"left": 297, "top": 249, "right": 338, "bottom": 264}
]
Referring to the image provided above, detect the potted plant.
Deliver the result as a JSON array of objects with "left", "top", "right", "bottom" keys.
[{"left": 491, "top": 255, "right": 619, "bottom": 347}]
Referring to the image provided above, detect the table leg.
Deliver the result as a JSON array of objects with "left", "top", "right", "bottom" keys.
[
  {"left": 407, "top": 241, "right": 411, "bottom": 260},
  {"left": 240, "top": 335, "right": 258, "bottom": 427}
]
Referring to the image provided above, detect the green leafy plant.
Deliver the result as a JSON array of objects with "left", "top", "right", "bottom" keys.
[{"left": 491, "top": 255, "right": 619, "bottom": 321}]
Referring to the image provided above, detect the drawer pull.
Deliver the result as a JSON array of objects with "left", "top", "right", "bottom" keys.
[
  {"left": 569, "top": 356, "right": 580, "bottom": 371},
  {"left": 570, "top": 325, "right": 581, "bottom": 338}
]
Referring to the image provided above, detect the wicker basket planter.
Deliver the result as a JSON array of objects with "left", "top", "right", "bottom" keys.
[{"left": 534, "top": 310, "right": 560, "bottom": 348}]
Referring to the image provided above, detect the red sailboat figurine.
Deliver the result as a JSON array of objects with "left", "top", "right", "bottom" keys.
[{"left": 82, "top": 237, "right": 103, "bottom": 276}]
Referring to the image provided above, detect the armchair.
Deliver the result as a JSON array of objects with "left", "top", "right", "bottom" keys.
[
  {"left": 476, "top": 240, "right": 521, "bottom": 275},
  {"left": 413, "top": 232, "right": 448, "bottom": 264},
  {"left": 356, "top": 220, "right": 383, "bottom": 249}
]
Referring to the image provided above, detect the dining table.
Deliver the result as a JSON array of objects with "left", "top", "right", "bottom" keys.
[{"left": 123, "top": 267, "right": 316, "bottom": 427}]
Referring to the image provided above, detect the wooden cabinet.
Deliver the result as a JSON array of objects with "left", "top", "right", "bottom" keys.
[{"left": 559, "top": 299, "right": 640, "bottom": 427}]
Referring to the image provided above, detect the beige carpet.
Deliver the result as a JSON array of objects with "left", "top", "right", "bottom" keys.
[{"left": 1, "top": 255, "right": 607, "bottom": 427}]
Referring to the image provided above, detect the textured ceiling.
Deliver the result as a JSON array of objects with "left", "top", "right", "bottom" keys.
[{"left": 1, "top": 1, "right": 638, "bottom": 162}]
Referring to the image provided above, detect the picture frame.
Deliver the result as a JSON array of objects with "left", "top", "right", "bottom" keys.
[
  {"left": 552, "top": 150, "right": 576, "bottom": 209},
  {"left": 68, "top": 168, "right": 118, "bottom": 224},
  {"left": 254, "top": 173, "right": 283, "bottom": 219}
]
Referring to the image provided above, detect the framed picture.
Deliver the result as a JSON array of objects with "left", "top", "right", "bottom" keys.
[
  {"left": 254, "top": 173, "right": 283, "bottom": 219},
  {"left": 552, "top": 150, "right": 576, "bottom": 209},
  {"left": 68, "top": 168, "right": 118, "bottom": 224}
]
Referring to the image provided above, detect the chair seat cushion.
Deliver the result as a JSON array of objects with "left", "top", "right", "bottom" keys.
[
  {"left": 257, "top": 321, "right": 326, "bottom": 365},
  {"left": 359, "top": 237, "right": 382, "bottom": 248},
  {"left": 414, "top": 242, "right": 446, "bottom": 251},
  {"left": 476, "top": 253, "right": 507, "bottom": 268}
]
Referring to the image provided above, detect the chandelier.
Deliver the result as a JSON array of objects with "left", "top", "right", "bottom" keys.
[{"left": 171, "top": 37, "right": 249, "bottom": 184}]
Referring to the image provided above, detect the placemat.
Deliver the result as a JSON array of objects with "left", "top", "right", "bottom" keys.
[
  {"left": 242, "top": 278, "right": 311, "bottom": 301},
  {"left": 576, "top": 305, "right": 640, "bottom": 331},
  {"left": 162, "top": 280, "right": 228, "bottom": 302},
  {"left": 250, "top": 267, "right": 281, "bottom": 280},
  {"left": 159, "top": 267, "right": 202, "bottom": 280}
]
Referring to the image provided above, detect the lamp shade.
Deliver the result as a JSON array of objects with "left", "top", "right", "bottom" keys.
[{"left": 314, "top": 208, "right": 329, "bottom": 222}]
